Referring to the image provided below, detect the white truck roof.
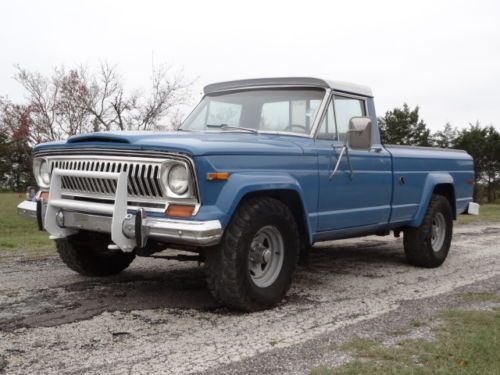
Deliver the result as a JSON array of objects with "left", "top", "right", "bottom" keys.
[{"left": 204, "top": 77, "right": 373, "bottom": 97}]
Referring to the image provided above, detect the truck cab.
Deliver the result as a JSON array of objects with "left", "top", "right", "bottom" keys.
[{"left": 18, "top": 77, "right": 478, "bottom": 311}]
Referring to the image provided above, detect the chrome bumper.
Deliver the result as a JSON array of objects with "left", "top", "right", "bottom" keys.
[
  {"left": 17, "top": 200, "right": 38, "bottom": 220},
  {"left": 17, "top": 200, "right": 222, "bottom": 248},
  {"left": 17, "top": 168, "right": 223, "bottom": 251}
]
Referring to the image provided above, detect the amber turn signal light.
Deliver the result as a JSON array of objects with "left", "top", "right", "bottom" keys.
[
  {"left": 165, "top": 204, "right": 196, "bottom": 218},
  {"left": 207, "top": 172, "right": 230, "bottom": 181}
]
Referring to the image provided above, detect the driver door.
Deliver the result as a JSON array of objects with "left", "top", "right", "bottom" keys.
[{"left": 315, "top": 94, "right": 392, "bottom": 232}]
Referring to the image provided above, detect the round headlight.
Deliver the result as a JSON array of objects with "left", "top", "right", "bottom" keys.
[
  {"left": 167, "top": 164, "right": 189, "bottom": 195},
  {"left": 39, "top": 159, "right": 51, "bottom": 185}
]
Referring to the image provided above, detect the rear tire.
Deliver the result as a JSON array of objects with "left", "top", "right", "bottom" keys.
[
  {"left": 404, "top": 194, "right": 453, "bottom": 268},
  {"left": 56, "top": 231, "right": 135, "bottom": 276},
  {"left": 205, "top": 197, "right": 299, "bottom": 311}
]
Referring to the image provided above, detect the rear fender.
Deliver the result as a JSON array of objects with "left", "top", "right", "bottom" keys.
[{"left": 408, "top": 172, "right": 455, "bottom": 227}]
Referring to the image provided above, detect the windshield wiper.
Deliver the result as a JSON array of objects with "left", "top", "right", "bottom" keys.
[{"left": 206, "top": 124, "right": 258, "bottom": 134}]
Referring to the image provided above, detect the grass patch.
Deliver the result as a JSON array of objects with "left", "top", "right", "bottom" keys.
[
  {"left": 461, "top": 292, "right": 500, "bottom": 303},
  {"left": 312, "top": 307, "right": 500, "bottom": 375},
  {"left": 457, "top": 202, "right": 500, "bottom": 224},
  {"left": 0, "top": 193, "right": 54, "bottom": 256}
]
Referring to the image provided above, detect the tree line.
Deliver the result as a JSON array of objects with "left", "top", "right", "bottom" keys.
[
  {"left": 1, "top": 67, "right": 498, "bottom": 202},
  {"left": 379, "top": 104, "right": 500, "bottom": 203}
]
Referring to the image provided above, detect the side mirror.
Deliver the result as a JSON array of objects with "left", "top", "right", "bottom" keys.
[{"left": 347, "top": 117, "right": 372, "bottom": 150}]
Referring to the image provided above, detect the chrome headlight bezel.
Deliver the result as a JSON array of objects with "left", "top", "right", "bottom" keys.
[
  {"left": 168, "top": 164, "right": 189, "bottom": 195},
  {"left": 160, "top": 161, "right": 194, "bottom": 199},
  {"left": 33, "top": 157, "right": 51, "bottom": 188}
]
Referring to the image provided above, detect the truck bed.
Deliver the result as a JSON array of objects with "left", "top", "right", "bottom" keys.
[{"left": 385, "top": 145, "right": 474, "bottom": 225}]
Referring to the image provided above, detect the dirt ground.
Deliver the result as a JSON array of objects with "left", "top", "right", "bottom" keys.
[{"left": 0, "top": 222, "right": 499, "bottom": 374}]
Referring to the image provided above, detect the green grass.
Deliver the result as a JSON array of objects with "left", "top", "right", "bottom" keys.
[
  {"left": 311, "top": 305, "right": 500, "bottom": 375},
  {"left": 0, "top": 193, "right": 54, "bottom": 256},
  {"left": 457, "top": 202, "right": 500, "bottom": 224},
  {"left": 461, "top": 292, "right": 500, "bottom": 303}
]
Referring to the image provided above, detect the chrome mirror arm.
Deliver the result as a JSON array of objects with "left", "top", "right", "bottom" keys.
[
  {"left": 330, "top": 144, "right": 346, "bottom": 179},
  {"left": 329, "top": 126, "right": 364, "bottom": 180},
  {"left": 329, "top": 139, "right": 354, "bottom": 180}
]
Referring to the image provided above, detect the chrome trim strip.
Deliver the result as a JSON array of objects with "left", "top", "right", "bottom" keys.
[{"left": 310, "top": 89, "right": 332, "bottom": 139}]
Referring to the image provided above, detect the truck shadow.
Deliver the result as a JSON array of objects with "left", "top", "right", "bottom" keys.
[{"left": 3, "top": 238, "right": 408, "bottom": 331}]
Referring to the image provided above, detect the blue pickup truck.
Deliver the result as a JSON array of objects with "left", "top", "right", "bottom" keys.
[{"left": 18, "top": 77, "right": 478, "bottom": 311}]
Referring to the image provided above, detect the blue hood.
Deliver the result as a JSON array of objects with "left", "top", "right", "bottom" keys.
[{"left": 34, "top": 131, "right": 306, "bottom": 156}]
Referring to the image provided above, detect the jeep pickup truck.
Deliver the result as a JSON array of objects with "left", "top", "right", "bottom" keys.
[{"left": 17, "top": 77, "right": 479, "bottom": 311}]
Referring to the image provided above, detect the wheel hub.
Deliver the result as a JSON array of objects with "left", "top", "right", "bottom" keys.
[
  {"left": 248, "top": 225, "right": 285, "bottom": 288},
  {"left": 431, "top": 212, "right": 446, "bottom": 252},
  {"left": 262, "top": 248, "right": 272, "bottom": 263}
]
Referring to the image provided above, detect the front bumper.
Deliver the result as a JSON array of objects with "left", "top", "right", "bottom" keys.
[
  {"left": 17, "top": 168, "right": 223, "bottom": 251},
  {"left": 17, "top": 200, "right": 222, "bottom": 248}
]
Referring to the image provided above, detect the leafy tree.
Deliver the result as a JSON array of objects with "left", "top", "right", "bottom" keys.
[
  {"left": 378, "top": 104, "right": 431, "bottom": 146},
  {"left": 454, "top": 123, "right": 500, "bottom": 202},
  {"left": 0, "top": 131, "right": 34, "bottom": 192},
  {"left": 433, "top": 122, "right": 458, "bottom": 148}
]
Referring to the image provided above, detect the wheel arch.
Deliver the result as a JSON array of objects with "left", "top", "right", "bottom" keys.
[
  {"left": 408, "top": 172, "right": 457, "bottom": 227},
  {"left": 214, "top": 173, "right": 313, "bottom": 244},
  {"left": 238, "top": 189, "right": 312, "bottom": 245}
]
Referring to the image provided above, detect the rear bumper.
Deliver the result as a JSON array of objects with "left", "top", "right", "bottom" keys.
[
  {"left": 17, "top": 199, "right": 223, "bottom": 247},
  {"left": 466, "top": 202, "right": 480, "bottom": 215}
]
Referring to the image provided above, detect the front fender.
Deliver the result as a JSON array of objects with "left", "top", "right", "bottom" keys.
[
  {"left": 408, "top": 172, "right": 455, "bottom": 227},
  {"left": 214, "top": 172, "right": 312, "bottom": 241}
]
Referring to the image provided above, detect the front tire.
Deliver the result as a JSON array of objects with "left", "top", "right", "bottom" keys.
[
  {"left": 56, "top": 231, "right": 135, "bottom": 276},
  {"left": 404, "top": 194, "right": 453, "bottom": 268},
  {"left": 205, "top": 197, "right": 300, "bottom": 311}
]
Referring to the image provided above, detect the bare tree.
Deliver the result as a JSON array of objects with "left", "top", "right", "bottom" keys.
[
  {"left": 128, "top": 64, "right": 192, "bottom": 130},
  {"left": 10, "top": 62, "right": 193, "bottom": 143}
]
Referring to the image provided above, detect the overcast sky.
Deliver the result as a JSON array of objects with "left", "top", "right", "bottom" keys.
[{"left": 1, "top": 0, "right": 499, "bottom": 131}]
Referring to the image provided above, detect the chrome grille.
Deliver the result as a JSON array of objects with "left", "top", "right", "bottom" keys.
[{"left": 49, "top": 158, "right": 165, "bottom": 200}]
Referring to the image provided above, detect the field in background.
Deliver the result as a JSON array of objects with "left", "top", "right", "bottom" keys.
[
  {"left": 457, "top": 201, "right": 500, "bottom": 224},
  {"left": 0, "top": 193, "right": 499, "bottom": 255},
  {"left": 0, "top": 193, "right": 53, "bottom": 256}
]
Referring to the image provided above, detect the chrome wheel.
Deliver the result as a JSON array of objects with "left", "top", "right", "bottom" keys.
[
  {"left": 248, "top": 225, "right": 284, "bottom": 288},
  {"left": 431, "top": 212, "right": 446, "bottom": 252}
]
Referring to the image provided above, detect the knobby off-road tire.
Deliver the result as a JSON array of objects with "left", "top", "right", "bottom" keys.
[
  {"left": 205, "top": 197, "right": 300, "bottom": 311},
  {"left": 56, "top": 231, "right": 135, "bottom": 276},
  {"left": 404, "top": 194, "right": 453, "bottom": 268}
]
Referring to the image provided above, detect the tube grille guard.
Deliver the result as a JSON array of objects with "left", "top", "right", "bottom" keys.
[{"left": 45, "top": 168, "right": 137, "bottom": 252}]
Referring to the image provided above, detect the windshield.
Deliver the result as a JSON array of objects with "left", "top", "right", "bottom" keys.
[{"left": 180, "top": 88, "right": 325, "bottom": 135}]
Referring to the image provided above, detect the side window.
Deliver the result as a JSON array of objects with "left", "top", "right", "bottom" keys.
[
  {"left": 317, "top": 100, "right": 336, "bottom": 140},
  {"left": 207, "top": 101, "right": 242, "bottom": 127},
  {"left": 334, "top": 96, "right": 366, "bottom": 140}
]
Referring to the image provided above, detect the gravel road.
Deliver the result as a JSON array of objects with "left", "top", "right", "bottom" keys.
[{"left": 0, "top": 222, "right": 499, "bottom": 374}]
